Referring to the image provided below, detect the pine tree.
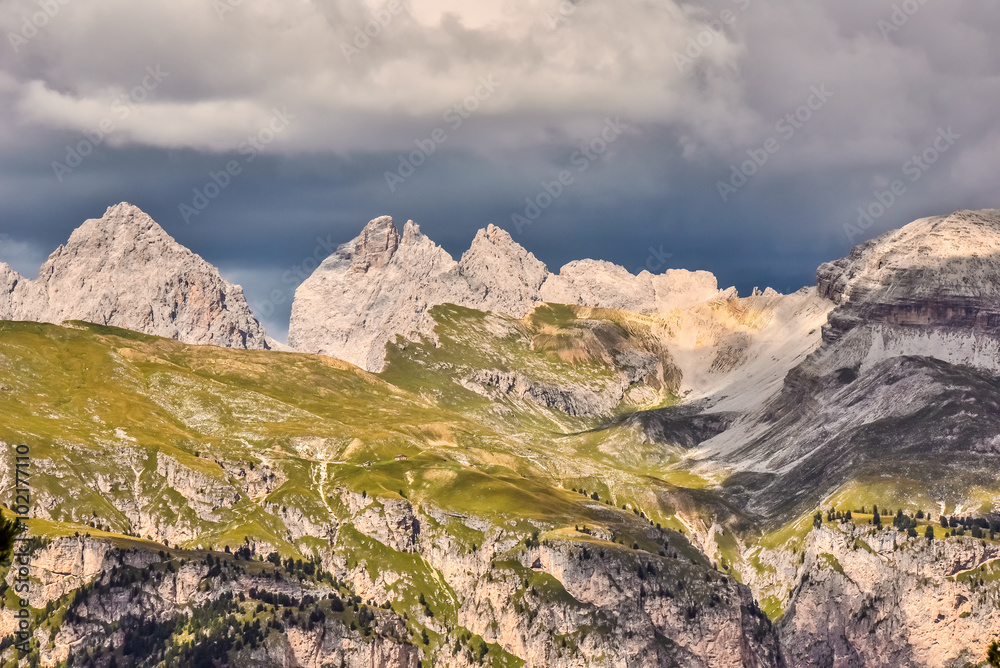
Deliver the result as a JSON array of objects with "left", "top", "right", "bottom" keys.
[{"left": 988, "top": 640, "right": 1000, "bottom": 667}]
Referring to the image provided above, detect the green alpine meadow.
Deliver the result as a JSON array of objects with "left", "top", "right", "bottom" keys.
[{"left": 2, "top": 204, "right": 1000, "bottom": 666}]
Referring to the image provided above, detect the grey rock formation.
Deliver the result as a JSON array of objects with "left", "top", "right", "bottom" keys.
[
  {"left": 289, "top": 216, "right": 727, "bottom": 371},
  {"left": 540, "top": 259, "right": 720, "bottom": 312},
  {"left": 689, "top": 209, "right": 1000, "bottom": 521},
  {"left": 771, "top": 525, "right": 1000, "bottom": 668},
  {"left": 817, "top": 209, "right": 1000, "bottom": 339},
  {"left": 459, "top": 224, "right": 550, "bottom": 317},
  {"left": 0, "top": 202, "right": 270, "bottom": 349},
  {"left": 288, "top": 217, "right": 469, "bottom": 371}
]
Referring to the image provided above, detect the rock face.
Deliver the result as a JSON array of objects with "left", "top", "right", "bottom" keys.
[
  {"left": 817, "top": 209, "right": 1000, "bottom": 366},
  {"left": 0, "top": 202, "right": 269, "bottom": 349},
  {"left": 459, "top": 225, "right": 550, "bottom": 317},
  {"left": 761, "top": 525, "right": 1000, "bottom": 668},
  {"left": 288, "top": 217, "right": 468, "bottom": 371},
  {"left": 0, "top": 536, "right": 421, "bottom": 668},
  {"left": 540, "top": 259, "right": 721, "bottom": 312},
  {"left": 817, "top": 209, "right": 1000, "bottom": 317},
  {"left": 690, "top": 210, "right": 1000, "bottom": 517},
  {"left": 289, "top": 216, "right": 725, "bottom": 371},
  {"left": 0, "top": 494, "right": 785, "bottom": 667}
]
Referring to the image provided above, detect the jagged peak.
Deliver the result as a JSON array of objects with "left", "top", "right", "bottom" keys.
[
  {"left": 98, "top": 202, "right": 159, "bottom": 231},
  {"left": 104, "top": 201, "right": 149, "bottom": 219},
  {"left": 402, "top": 219, "right": 423, "bottom": 243},
  {"left": 472, "top": 223, "right": 516, "bottom": 247},
  {"left": 462, "top": 224, "right": 546, "bottom": 273},
  {"left": 0, "top": 261, "right": 22, "bottom": 280},
  {"left": 63, "top": 202, "right": 171, "bottom": 253},
  {"left": 350, "top": 216, "right": 400, "bottom": 273}
]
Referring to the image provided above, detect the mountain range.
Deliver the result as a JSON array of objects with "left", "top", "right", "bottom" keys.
[{"left": 1, "top": 203, "right": 999, "bottom": 667}]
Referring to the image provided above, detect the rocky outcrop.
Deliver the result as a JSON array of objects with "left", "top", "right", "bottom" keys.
[
  {"left": 816, "top": 210, "right": 1000, "bottom": 371},
  {"left": 688, "top": 209, "right": 1000, "bottom": 518},
  {"left": 324, "top": 494, "right": 786, "bottom": 668},
  {"left": 0, "top": 202, "right": 270, "bottom": 349},
  {"left": 459, "top": 225, "right": 550, "bottom": 317},
  {"left": 817, "top": 209, "right": 1000, "bottom": 315},
  {"left": 761, "top": 524, "right": 1000, "bottom": 668},
  {"left": 288, "top": 217, "right": 470, "bottom": 371},
  {"left": 289, "top": 216, "right": 727, "bottom": 371},
  {"left": 454, "top": 534, "right": 785, "bottom": 667},
  {"left": 465, "top": 367, "right": 627, "bottom": 417},
  {"left": 540, "top": 259, "right": 721, "bottom": 312},
  {"left": 0, "top": 536, "right": 420, "bottom": 668}
]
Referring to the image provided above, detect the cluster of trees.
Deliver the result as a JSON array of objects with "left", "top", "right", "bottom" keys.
[
  {"left": 452, "top": 630, "right": 491, "bottom": 663},
  {"left": 259, "top": 551, "right": 337, "bottom": 585},
  {"left": 571, "top": 487, "right": 601, "bottom": 501},
  {"left": 939, "top": 515, "right": 998, "bottom": 539},
  {"left": 815, "top": 504, "right": 1000, "bottom": 541},
  {"left": 418, "top": 592, "right": 434, "bottom": 619},
  {"left": 825, "top": 509, "right": 853, "bottom": 522}
]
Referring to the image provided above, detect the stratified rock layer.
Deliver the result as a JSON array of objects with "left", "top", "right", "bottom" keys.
[{"left": 818, "top": 209, "right": 1000, "bottom": 338}]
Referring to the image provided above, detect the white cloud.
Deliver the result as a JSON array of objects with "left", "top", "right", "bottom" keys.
[
  {"left": 1, "top": 0, "right": 749, "bottom": 152},
  {"left": 0, "top": 0, "right": 998, "bottom": 188}
]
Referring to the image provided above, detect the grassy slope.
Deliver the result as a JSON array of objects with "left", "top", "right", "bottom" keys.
[
  {"left": 4, "top": 305, "right": 992, "bottom": 632},
  {"left": 0, "top": 314, "right": 719, "bottom": 555}
]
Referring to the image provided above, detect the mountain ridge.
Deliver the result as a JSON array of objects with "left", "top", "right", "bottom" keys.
[{"left": 288, "top": 215, "right": 725, "bottom": 371}]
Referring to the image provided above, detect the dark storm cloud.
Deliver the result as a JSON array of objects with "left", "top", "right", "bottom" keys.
[{"left": 0, "top": 0, "right": 998, "bottom": 340}]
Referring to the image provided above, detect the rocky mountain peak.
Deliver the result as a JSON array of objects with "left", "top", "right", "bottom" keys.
[
  {"left": 401, "top": 219, "right": 424, "bottom": 243},
  {"left": 788, "top": 208, "right": 1000, "bottom": 398},
  {"left": 458, "top": 224, "right": 549, "bottom": 317},
  {"left": 350, "top": 215, "right": 400, "bottom": 273},
  {"left": 818, "top": 209, "right": 1000, "bottom": 306},
  {"left": 1, "top": 202, "right": 271, "bottom": 350},
  {"left": 290, "top": 216, "right": 731, "bottom": 370},
  {"left": 47, "top": 202, "right": 176, "bottom": 272},
  {"left": 100, "top": 201, "right": 157, "bottom": 228}
]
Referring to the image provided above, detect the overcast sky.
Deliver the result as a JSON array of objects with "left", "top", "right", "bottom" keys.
[{"left": 1, "top": 0, "right": 998, "bottom": 340}]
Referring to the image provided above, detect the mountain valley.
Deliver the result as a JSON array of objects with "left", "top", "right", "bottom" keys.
[{"left": 0, "top": 205, "right": 999, "bottom": 666}]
